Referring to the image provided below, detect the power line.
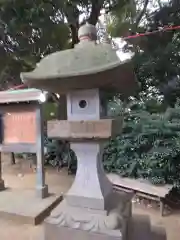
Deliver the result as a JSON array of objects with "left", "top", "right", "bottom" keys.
[{"left": 123, "top": 25, "right": 180, "bottom": 40}]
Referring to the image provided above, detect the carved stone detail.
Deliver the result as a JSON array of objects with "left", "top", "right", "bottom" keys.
[{"left": 46, "top": 192, "right": 131, "bottom": 237}]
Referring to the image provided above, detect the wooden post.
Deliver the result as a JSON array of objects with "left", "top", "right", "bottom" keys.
[
  {"left": 0, "top": 153, "right": 5, "bottom": 190},
  {"left": 11, "top": 152, "right": 16, "bottom": 165},
  {"left": 0, "top": 115, "right": 5, "bottom": 190},
  {"left": 36, "top": 104, "right": 48, "bottom": 198}
]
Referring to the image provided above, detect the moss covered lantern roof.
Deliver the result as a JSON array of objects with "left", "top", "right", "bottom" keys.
[{"left": 21, "top": 23, "right": 138, "bottom": 97}]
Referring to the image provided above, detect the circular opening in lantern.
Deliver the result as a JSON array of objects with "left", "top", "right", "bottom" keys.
[{"left": 79, "top": 100, "right": 87, "bottom": 109}]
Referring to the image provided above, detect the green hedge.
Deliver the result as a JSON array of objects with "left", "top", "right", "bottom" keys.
[{"left": 103, "top": 102, "right": 180, "bottom": 186}]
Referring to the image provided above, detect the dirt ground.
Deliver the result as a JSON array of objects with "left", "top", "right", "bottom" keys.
[{"left": 0, "top": 154, "right": 180, "bottom": 240}]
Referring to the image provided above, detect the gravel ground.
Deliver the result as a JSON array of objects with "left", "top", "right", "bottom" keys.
[{"left": 0, "top": 154, "right": 180, "bottom": 240}]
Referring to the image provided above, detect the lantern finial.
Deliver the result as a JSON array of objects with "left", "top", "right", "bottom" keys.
[{"left": 78, "top": 23, "right": 97, "bottom": 41}]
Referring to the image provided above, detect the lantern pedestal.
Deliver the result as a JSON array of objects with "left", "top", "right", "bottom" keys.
[
  {"left": 45, "top": 192, "right": 132, "bottom": 240},
  {"left": 44, "top": 143, "right": 132, "bottom": 240},
  {"left": 44, "top": 88, "right": 132, "bottom": 240},
  {"left": 65, "top": 143, "right": 112, "bottom": 210}
]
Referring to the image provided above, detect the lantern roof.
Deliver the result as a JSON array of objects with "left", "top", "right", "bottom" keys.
[{"left": 21, "top": 24, "right": 138, "bottom": 97}]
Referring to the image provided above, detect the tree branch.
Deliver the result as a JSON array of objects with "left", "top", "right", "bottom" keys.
[
  {"left": 157, "top": 0, "right": 163, "bottom": 9},
  {"left": 134, "top": 0, "right": 149, "bottom": 29},
  {"left": 64, "top": 2, "right": 80, "bottom": 48},
  {"left": 88, "top": 0, "right": 104, "bottom": 25},
  {"left": 70, "top": 23, "right": 79, "bottom": 48}
]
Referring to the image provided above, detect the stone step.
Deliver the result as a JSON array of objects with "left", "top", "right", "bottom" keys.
[
  {"left": 151, "top": 226, "right": 167, "bottom": 240},
  {"left": 128, "top": 214, "right": 152, "bottom": 240}
]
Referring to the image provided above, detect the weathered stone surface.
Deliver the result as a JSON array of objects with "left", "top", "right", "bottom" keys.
[
  {"left": 65, "top": 143, "right": 113, "bottom": 210},
  {"left": 44, "top": 225, "right": 122, "bottom": 240},
  {"left": 44, "top": 191, "right": 132, "bottom": 240},
  {"left": 21, "top": 25, "right": 137, "bottom": 97},
  {"left": 0, "top": 189, "right": 63, "bottom": 225},
  {"left": 47, "top": 118, "right": 123, "bottom": 140}
]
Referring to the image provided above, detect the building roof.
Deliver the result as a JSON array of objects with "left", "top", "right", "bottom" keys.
[{"left": 0, "top": 88, "right": 45, "bottom": 104}]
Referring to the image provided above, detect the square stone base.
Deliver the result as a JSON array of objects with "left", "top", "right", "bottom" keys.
[
  {"left": 44, "top": 223, "right": 122, "bottom": 240},
  {"left": 0, "top": 188, "right": 63, "bottom": 225},
  {"left": 44, "top": 191, "right": 132, "bottom": 240}
]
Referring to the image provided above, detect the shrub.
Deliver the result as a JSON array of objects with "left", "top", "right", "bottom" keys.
[{"left": 103, "top": 101, "right": 180, "bottom": 187}]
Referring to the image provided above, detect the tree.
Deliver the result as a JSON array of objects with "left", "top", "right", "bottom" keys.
[
  {"left": 0, "top": 0, "right": 132, "bottom": 90},
  {"left": 107, "top": 0, "right": 180, "bottom": 106},
  {"left": 0, "top": 0, "right": 70, "bottom": 89},
  {"left": 133, "top": 0, "right": 180, "bottom": 106},
  {"left": 107, "top": 0, "right": 151, "bottom": 40},
  {"left": 97, "top": 0, "right": 180, "bottom": 188}
]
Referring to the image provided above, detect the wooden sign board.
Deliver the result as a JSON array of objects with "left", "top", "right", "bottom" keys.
[
  {"left": 0, "top": 114, "right": 3, "bottom": 143},
  {"left": 0, "top": 89, "right": 47, "bottom": 199},
  {"left": 3, "top": 110, "right": 36, "bottom": 144},
  {"left": 0, "top": 103, "right": 40, "bottom": 153},
  {"left": 0, "top": 89, "right": 44, "bottom": 153}
]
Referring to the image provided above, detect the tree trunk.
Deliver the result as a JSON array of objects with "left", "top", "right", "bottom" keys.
[
  {"left": 11, "top": 152, "right": 15, "bottom": 165},
  {"left": 70, "top": 23, "right": 79, "bottom": 48},
  {"left": 88, "top": 0, "right": 103, "bottom": 26}
]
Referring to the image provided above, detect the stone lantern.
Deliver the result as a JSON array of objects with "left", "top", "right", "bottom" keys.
[{"left": 21, "top": 24, "right": 138, "bottom": 240}]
